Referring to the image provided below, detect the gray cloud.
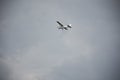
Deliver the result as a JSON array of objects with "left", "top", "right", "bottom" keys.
[{"left": 0, "top": 0, "right": 119, "bottom": 80}]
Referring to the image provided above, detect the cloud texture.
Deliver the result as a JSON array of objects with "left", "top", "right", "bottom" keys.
[{"left": 0, "top": 0, "right": 119, "bottom": 80}]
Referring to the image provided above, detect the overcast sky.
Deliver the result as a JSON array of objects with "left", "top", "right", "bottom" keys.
[{"left": 0, "top": 0, "right": 120, "bottom": 80}]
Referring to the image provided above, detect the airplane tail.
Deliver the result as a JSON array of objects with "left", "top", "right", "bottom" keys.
[{"left": 67, "top": 24, "right": 72, "bottom": 28}]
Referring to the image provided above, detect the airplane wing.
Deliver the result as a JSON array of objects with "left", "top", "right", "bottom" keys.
[
  {"left": 67, "top": 24, "right": 72, "bottom": 28},
  {"left": 56, "top": 21, "right": 63, "bottom": 26}
]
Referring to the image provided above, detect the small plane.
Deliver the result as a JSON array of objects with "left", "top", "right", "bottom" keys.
[{"left": 56, "top": 21, "right": 72, "bottom": 30}]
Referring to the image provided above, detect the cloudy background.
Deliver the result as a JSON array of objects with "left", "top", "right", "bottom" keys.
[{"left": 0, "top": 0, "right": 120, "bottom": 80}]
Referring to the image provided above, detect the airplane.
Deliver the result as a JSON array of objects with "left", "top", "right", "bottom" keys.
[{"left": 56, "top": 21, "right": 72, "bottom": 30}]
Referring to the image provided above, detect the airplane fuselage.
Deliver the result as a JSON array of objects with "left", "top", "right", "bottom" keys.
[{"left": 58, "top": 26, "right": 67, "bottom": 30}]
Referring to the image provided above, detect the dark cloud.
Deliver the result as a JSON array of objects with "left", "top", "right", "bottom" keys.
[
  {"left": 0, "top": 1, "right": 12, "bottom": 80},
  {"left": 0, "top": 59, "right": 10, "bottom": 80},
  {"left": 0, "top": 0, "right": 119, "bottom": 80}
]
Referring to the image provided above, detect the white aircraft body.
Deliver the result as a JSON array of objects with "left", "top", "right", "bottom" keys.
[{"left": 56, "top": 21, "right": 72, "bottom": 30}]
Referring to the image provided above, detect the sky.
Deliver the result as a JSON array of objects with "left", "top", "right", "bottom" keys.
[{"left": 0, "top": 0, "right": 120, "bottom": 80}]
